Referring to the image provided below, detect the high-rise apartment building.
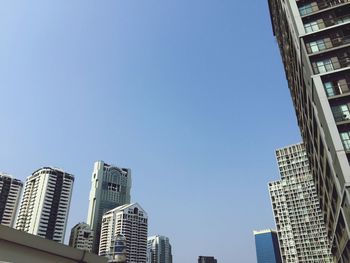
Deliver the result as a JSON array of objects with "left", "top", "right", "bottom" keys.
[
  {"left": 15, "top": 167, "right": 74, "bottom": 243},
  {"left": 87, "top": 161, "right": 131, "bottom": 254},
  {"left": 267, "top": 0, "right": 350, "bottom": 261},
  {"left": 269, "top": 143, "right": 333, "bottom": 262},
  {"left": 253, "top": 229, "right": 282, "bottom": 263},
  {"left": 0, "top": 173, "right": 23, "bottom": 227},
  {"left": 147, "top": 235, "right": 172, "bottom": 263},
  {"left": 99, "top": 203, "right": 148, "bottom": 263},
  {"left": 198, "top": 256, "right": 217, "bottom": 263},
  {"left": 69, "top": 222, "right": 93, "bottom": 252}
]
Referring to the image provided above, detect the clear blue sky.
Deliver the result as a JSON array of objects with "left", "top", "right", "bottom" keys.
[{"left": 0, "top": 1, "right": 301, "bottom": 262}]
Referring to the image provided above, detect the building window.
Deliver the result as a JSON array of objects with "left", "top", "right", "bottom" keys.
[
  {"left": 332, "top": 105, "right": 350, "bottom": 122},
  {"left": 107, "top": 182, "right": 120, "bottom": 192},
  {"left": 324, "top": 82, "right": 336, "bottom": 97},
  {"left": 316, "top": 59, "right": 334, "bottom": 73},
  {"left": 299, "top": 4, "right": 313, "bottom": 16},
  {"left": 336, "top": 15, "right": 350, "bottom": 25},
  {"left": 340, "top": 132, "right": 350, "bottom": 152},
  {"left": 304, "top": 21, "right": 320, "bottom": 33},
  {"left": 308, "top": 40, "right": 327, "bottom": 53}
]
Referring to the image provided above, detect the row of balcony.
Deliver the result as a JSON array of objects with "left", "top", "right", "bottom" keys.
[
  {"left": 304, "top": 14, "right": 350, "bottom": 33},
  {"left": 306, "top": 34, "right": 350, "bottom": 54},
  {"left": 312, "top": 53, "right": 350, "bottom": 74},
  {"left": 299, "top": 0, "right": 350, "bottom": 17}
]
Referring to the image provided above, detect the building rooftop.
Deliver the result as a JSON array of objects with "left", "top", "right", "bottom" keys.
[{"left": 0, "top": 225, "right": 107, "bottom": 263}]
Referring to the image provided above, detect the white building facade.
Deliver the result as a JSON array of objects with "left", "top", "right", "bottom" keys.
[
  {"left": 15, "top": 167, "right": 74, "bottom": 243},
  {"left": 87, "top": 161, "right": 132, "bottom": 253},
  {"left": 269, "top": 143, "right": 333, "bottom": 262},
  {"left": 147, "top": 235, "right": 172, "bottom": 263},
  {"left": 69, "top": 222, "right": 93, "bottom": 252},
  {"left": 0, "top": 173, "right": 23, "bottom": 227},
  {"left": 99, "top": 203, "right": 148, "bottom": 263}
]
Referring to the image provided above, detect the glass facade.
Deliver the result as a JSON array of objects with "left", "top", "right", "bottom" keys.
[{"left": 254, "top": 230, "right": 282, "bottom": 263}]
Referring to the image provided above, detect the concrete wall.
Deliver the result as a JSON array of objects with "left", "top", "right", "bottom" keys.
[{"left": 0, "top": 225, "right": 107, "bottom": 263}]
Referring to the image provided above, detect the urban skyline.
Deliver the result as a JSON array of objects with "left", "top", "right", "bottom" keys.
[
  {"left": 0, "top": 161, "right": 173, "bottom": 262},
  {"left": 0, "top": 0, "right": 336, "bottom": 262}
]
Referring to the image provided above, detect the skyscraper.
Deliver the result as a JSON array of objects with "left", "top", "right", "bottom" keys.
[
  {"left": 253, "top": 229, "right": 282, "bottom": 263},
  {"left": 99, "top": 203, "right": 148, "bottom": 263},
  {"left": 69, "top": 222, "right": 93, "bottom": 252},
  {"left": 267, "top": 0, "right": 350, "bottom": 261},
  {"left": 15, "top": 167, "right": 74, "bottom": 243},
  {"left": 0, "top": 173, "right": 23, "bottom": 227},
  {"left": 87, "top": 161, "right": 132, "bottom": 253},
  {"left": 269, "top": 143, "right": 333, "bottom": 262},
  {"left": 198, "top": 256, "right": 217, "bottom": 263},
  {"left": 147, "top": 235, "right": 172, "bottom": 263}
]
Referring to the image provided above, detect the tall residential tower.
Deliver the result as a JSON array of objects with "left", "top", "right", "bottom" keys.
[
  {"left": 15, "top": 167, "right": 74, "bottom": 243},
  {"left": 267, "top": 0, "right": 350, "bottom": 261},
  {"left": 99, "top": 203, "right": 148, "bottom": 263},
  {"left": 0, "top": 173, "right": 23, "bottom": 227},
  {"left": 87, "top": 161, "right": 132, "bottom": 253},
  {"left": 269, "top": 143, "right": 332, "bottom": 262}
]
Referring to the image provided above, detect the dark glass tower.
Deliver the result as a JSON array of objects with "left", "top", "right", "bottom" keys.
[
  {"left": 198, "top": 256, "right": 217, "bottom": 263},
  {"left": 254, "top": 230, "right": 282, "bottom": 263}
]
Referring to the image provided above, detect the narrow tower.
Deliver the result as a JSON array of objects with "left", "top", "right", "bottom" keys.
[{"left": 87, "top": 161, "right": 132, "bottom": 253}]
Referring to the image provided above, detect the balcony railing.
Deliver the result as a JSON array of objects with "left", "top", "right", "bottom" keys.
[
  {"left": 306, "top": 34, "right": 350, "bottom": 54},
  {"left": 304, "top": 14, "right": 350, "bottom": 33},
  {"left": 299, "top": 0, "right": 350, "bottom": 17}
]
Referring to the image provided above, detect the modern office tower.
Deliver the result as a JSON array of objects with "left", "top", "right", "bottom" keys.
[
  {"left": 147, "top": 235, "right": 172, "bottom": 263},
  {"left": 269, "top": 143, "right": 333, "bottom": 262},
  {"left": 267, "top": 0, "right": 350, "bottom": 261},
  {"left": 69, "top": 222, "right": 93, "bottom": 252},
  {"left": 253, "top": 229, "right": 282, "bottom": 263},
  {"left": 99, "top": 203, "right": 148, "bottom": 263},
  {"left": 15, "top": 167, "right": 74, "bottom": 243},
  {"left": 198, "top": 256, "right": 217, "bottom": 263},
  {"left": 0, "top": 173, "right": 23, "bottom": 227},
  {"left": 87, "top": 161, "right": 132, "bottom": 254}
]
